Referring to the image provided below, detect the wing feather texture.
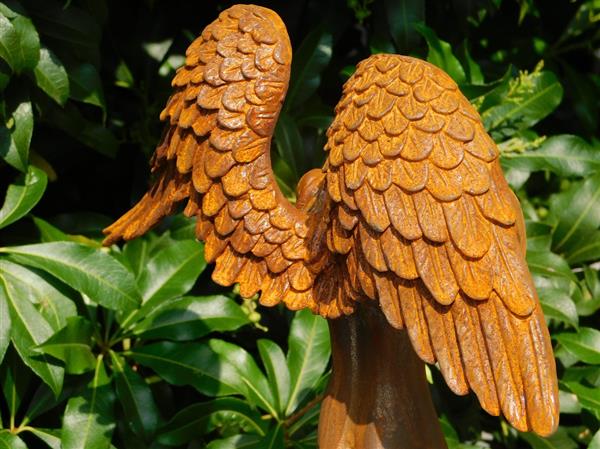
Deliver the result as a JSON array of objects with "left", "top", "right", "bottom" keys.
[
  {"left": 103, "top": 5, "right": 323, "bottom": 312},
  {"left": 324, "top": 54, "right": 559, "bottom": 435},
  {"left": 103, "top": 5, "right": 558, "bottom": 436}
]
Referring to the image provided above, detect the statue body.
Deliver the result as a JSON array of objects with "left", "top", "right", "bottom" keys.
[{"left": 104, "top": 5, "right": 559, "bottom": 448}]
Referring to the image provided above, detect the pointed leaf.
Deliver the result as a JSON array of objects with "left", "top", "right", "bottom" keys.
[
  {"left": 137, "top": 239, "right": 205, "bottom": 304},
  {"left": 1, "top": 273, "right": 63, "bottom": 395},
  {"left": 34, "top": 47, "right": 69, "bottom": 105},
  {"left": 110, "top": 351, "right": 160, "bottom": 440},
  {"left": 285, "top": 310, "right": 330, "bottom": 416},
  {"left": 0, "top": 165, "right": 47, "bottom": 229},
  {"left": 133, "top": 295, "right": 249, "bottom": 341},
  {"left": 61, "top": 356, "right": 115, "bottom": 449},
  {"left": 4, "top": 242, "right": 141, "bottom": 312},
  {"left": 37, "top": 316, "right": 96, "bottom": 374},
  {"left": 556, "top": 327, "right": 600, "bottom": 364},
  {"left": 257, "top": 339, "right": 290, "bottom": 417},
  {"left": 414, "top": 23, "right": 466, "bottom": 84}
]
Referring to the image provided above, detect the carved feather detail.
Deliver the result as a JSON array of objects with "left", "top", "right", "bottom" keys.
[{"left": 103, "top": 6, "right": 558, "bottom": 437}]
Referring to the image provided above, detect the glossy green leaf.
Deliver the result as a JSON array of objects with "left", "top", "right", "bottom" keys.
[
  {"left": 384, "top": 0, "right": 424, "bottom": 52},
  {"left": 1, "top": 272, "right": 63, "bottom": 395},
  {"left": 285, "top": 310, "right": 331, "bottom": 416},
  {"left": 286, "top": 27, "right": 332, "bottom": 109},
  {"left": 526, "top": 221, "right": 553, "bottom": 252},
  {"left": 257, "top": 423, "right": 284, "bottom": 449},
  {"left": 502, "top": 135, "right": 600, "bottom": 177},
  {"left": 33, "top": 216, "right": 70, "bottom": 242},
  {"left": 128, "top": 341, "right": 236, "bottom": 396},
  {"left": 0, "top": 284, "right": 7, "bottom": 365},
  {"left": 590, "top": 430, "right": 600, "bottom": 449},
  {"left": 27, "top": 428, "right": 61, "bottom": 449},
  {"left": 133, "top": 295, "right": 249, "bottom": 341},
  {"left": 0, "top": 165, "right": 47, "bottom": 229},
  {"left": 110, "top": 351, "right": 160, "bottom": 440},
  {"left": 0, "top": 14, "right": 40, "bottom": 73},
  {"left": 482, "top": 71, "right": 563, "bottom": 136},
  {"left": 0, "top": 432, "right": 27, "bottom": 449},
  {"left": 274, "top": 112, "right": 302, "bottom": 182},
  {"left": 69, "top": 63, "right": 106, "bottom": 112},
  {"left": 565, "top": 382, "right": 600, "bottom": 420},
  {"left": 0, "top": 101, "right": 33, "bottom": 172},
  {"left": 34, "top": 47, "right": 69, "bottom": 105},
  {"left": 0, "top": 259, "right": 76, "bottom": 331},
  {"left": 520, "top": 427, "right": 577, "bottom": 449},
  {"left": 0, "top": 350, "right": 32, "bottom": 422},
  {"left": 137, "top": 239, "right": 204, "bottom": 304},
  {"left": 121, "top": 238, "right": 150, "bottom": 279},
  {"left": 566, "top": 230, "right": 600, "bottom": 265},
  {"left": 157, "top": 398, "right": 266, "bottom": 446},
  {"left": 257, "top": 339, "right": 290, "bottom": 417},
  {"left": 206, "top": 434, "right": 263, "bottom": 449},
  {"left": 552, "top": 173, "right": 600, "bottom": 256},
  {"left": 61, "top": 356, "right": 115, "bottom": 449},
  {"left": 209, "top": 339, "right": 276, "bottom": 416},
  {"left": 556, "top": 327, "right": 600, "bottom": 364},
  {"left": 527, "top": 250, "right": 576, "bottom": 281},
  {"left": 37, "top": 316, "right": 96, "bottom": 374},
  {"left": 3, "top": 242, "right": 141, "bottom": 312},
  {"left": 538, "top": 287, "right": 578, "bottom": 328},
  {"left": 414, "top": 23, "right": 466, "bottom": 84}
]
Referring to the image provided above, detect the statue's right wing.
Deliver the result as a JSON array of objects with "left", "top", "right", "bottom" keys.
[
  {"left": 103, "top": 5, "right": 321, "bottom": 312},
  {"left": 323, "top": 54, "right": 559, "bottom": 436}
]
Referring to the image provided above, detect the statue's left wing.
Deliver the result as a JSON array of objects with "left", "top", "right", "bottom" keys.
[
  {"left": 323, "top": 54, "right": 559, "bottom": 436},
  {"left": 103, "top": 5, "right": 320, "bottom": 311}
]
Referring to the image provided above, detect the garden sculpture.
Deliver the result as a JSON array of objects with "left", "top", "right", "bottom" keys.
[{"left": 103, "top": 4, "right": 559, "bottom": 448}]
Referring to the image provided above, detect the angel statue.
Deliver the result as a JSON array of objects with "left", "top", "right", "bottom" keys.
[{"left": 103, "top": 4, "right": 559, "bottom": 448}]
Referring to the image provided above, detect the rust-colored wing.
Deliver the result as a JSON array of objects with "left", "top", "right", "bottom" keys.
[
  {"left": 324, "top": 54, "right": 559, "bottom": 436},
  {"left": 103, "top": 5, "right": 321, "bottom": 311}
]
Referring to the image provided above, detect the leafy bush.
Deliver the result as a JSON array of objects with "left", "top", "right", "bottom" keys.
[{"left": 0, "top": 0, "right": 598, "bottom": 448}]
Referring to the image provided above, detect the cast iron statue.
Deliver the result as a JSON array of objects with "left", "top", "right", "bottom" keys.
[{"left": 103, "top": 5, "right": 559, "bottom": 448}]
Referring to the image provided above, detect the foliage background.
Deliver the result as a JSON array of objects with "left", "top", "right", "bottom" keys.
[{"left": 0, "top": 0, "right": 598, "bottom": 448}]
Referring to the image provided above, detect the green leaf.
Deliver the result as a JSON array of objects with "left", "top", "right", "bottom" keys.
[
  {"left": 0, "top": 432, "right": 27, "bottom": 449},
  {"left": 0, "top": 259, "right": 76, "bottom": 331},
  {"left": 61, "top": 356, "right": 115, "bottom": 449},
  {"left": 34, "top": 47, "right": 69, "bottom": 105},
  {"left": 37, "top": 316, "right": 96, "bottom": 374},
  {"left": 0, "top": 14, "right": 40, "bottom": 73},
  {"left": 69, "top": 63, "right": 106, "bottom": 112},
  {"left": 157, "top": 398, "right": 266, "bottom": 446},
  {"left": 0, "top": 279, "right": 8, "bottom": 364},
  {"left": 565, "top": 382, "right": 600, "bottom": 420},
  {"left": 110, "top": 351, "right": 160, "bottom": 440},
  {"left": 209, "top": 339, "right": 277, "bottom": 416},
  {"left": 526, "top": 221, "right": 553, "bottom": 252},
  {"left": 566, "top": 230, "right": 600, "bottom": 265},
  {"left": 0, "top": 165, "right": 47, "bottom": 229},
  {"left": 133, "top": 295, "right": 249, "bottom": 341},
  {"left": 556, "top": 327, "right": 600, "bottom": 364},
  {"left": 526, "top": 250, "right": 576, "bottom": 281},
  {"left": 121, "top": 238, "right": 150, "bottom": 279},
  {"left": 552, "top": 173, "right": 600, "bottom": 257},
  {"left": 258, "top": 423, "right": 284, "bottom": 449},
  {"left": 274, "top": 112, "right": 302, "bottom": 182},
  {"left": 27, "top": 428, "right": 61, "bottom": 449},
  {"left": 520, "top": 427, "right": 577, "bottom": 449},
  {"left": 137, "top": 239, "right": 205, "bottom": 304},
  {"left": 590, "top": 430, "right": 600, "bottom": 449},
  {"left": 482, "top": 71, "right": 563, "bottom": 136},
  {"left": 257, "top": 339, "right": 290, "bottom": 417},
  {"left": 285, "top": 310, "right": 331, "bottom": 416},
  {"left": 128, "top": 341, "right": 236, "bottom": 396},
  {"left": 207, "top": 434, "right": 263, "bottom": 449},
  {"left": 33, "top": 216, "right": 70, "bottom": 242},
  {"left": 502, "top": 135, "right": 600, "bottom": 177},
  {"left": 1, "top": 272, "right": 63, "bottom": 395},
  {"left": 0, "top": 101, "right": 34, "bottom": 172},
  {"left": 286, "top": 27, "right": 332, "bottom": 109},
  {"left": 414, "top": 23, "right": 466, "bottom": 84},
  {"left": 384, "top": 0, "right": 424, "bottom": 52},
  {"left": 3, "top": 242, "right": 141, "bottom": 313},
  {"left": 538, "top": 287, "right": 578, "bottom": 328}
]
